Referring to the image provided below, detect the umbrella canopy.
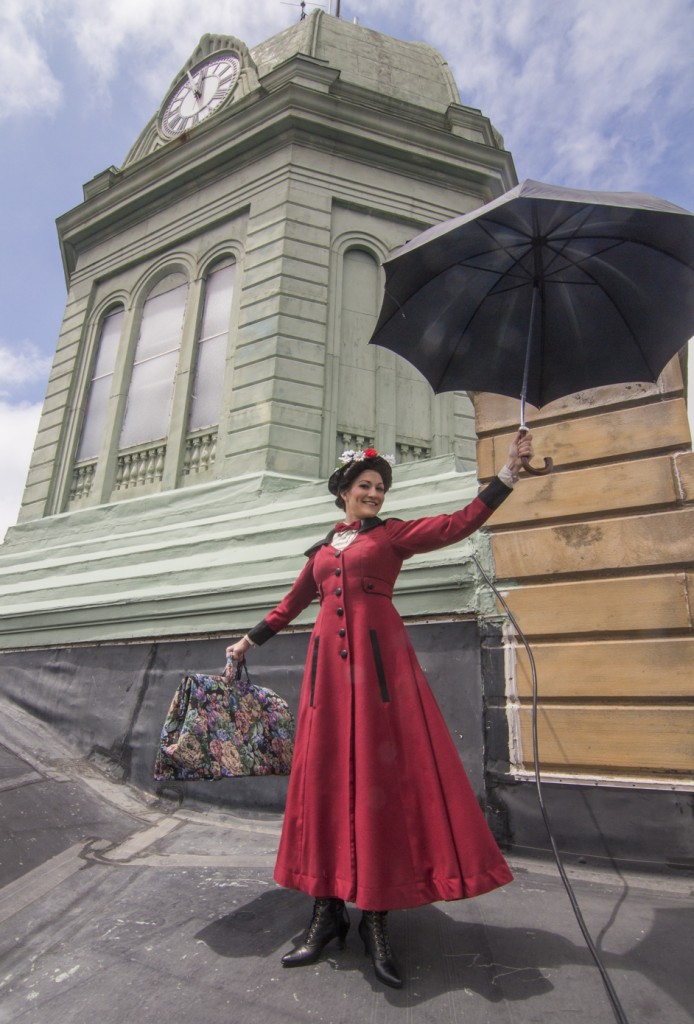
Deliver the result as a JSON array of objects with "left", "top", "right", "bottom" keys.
[{"left": 370, "top": 180, "right": 694, "bottom": 413}]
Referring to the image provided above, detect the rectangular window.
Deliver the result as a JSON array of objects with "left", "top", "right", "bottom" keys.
[{"left": 187, "top": 262, "right": 235, "bottom": 432}]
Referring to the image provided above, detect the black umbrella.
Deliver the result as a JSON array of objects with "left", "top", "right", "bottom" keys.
[{"left": 370, "top": 179, "right": 694, "bottom": 474}]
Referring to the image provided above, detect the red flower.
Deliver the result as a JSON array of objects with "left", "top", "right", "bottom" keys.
[{"left": 363, "top": 447, "right": 378, "bottom": 458}]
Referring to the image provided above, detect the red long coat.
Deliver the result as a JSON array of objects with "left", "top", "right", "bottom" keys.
[{"left": 250, "top": 480, "right": 513, "bottom": 910}]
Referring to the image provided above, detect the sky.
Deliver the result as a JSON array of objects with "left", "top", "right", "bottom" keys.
[{"left": 1, "top": 0, "right": 693, "bottom": 541}]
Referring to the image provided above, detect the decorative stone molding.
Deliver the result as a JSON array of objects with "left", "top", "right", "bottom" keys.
[{"left": 183, "top": 430, "right": 218, "bottom": 478}]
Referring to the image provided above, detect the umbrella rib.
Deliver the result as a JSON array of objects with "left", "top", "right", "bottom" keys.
[
  {"left": 542, "top": 200, "right": 694, "bottom": 276},
  {"left": 549, "top": 244, "right": 660, "bottom": 374},
  {"left": 543, "top": 235, "right": 690, "bottom": 377},
  {"left": 431, "top": 278, "right": 534, "bottom": 394},
  {"left": 450, "top": 220, "right": 535, "bottom": 285},
  {"left": 530, "top": 226, "right": 684, "bottom": 378},
  {"left": 430, "top": 294, "right": 489, "bottom": 392},
  {"left": 452, "top": 219, "right": 535, "bottom": 292},
  {"left": 428, "top": 222, "right": 536, "bottom": 393},
  {"left": 539, "top": 238, "right": 625, "bottom": 281}
]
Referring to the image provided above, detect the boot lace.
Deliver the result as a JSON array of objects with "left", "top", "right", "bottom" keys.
[
  {"left": 366, "top": 911, "right": 392, "bottom": 959},
  {"left": 305, "top": 898, "right": 336, "bottom": 943}
]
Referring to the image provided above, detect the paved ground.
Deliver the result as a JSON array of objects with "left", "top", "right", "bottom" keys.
[{"left": 1, "top": 699, "right": 692, "bottom": 1024}]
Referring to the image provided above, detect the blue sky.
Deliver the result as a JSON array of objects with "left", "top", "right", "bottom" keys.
[{"left": 1, "top": 0, "right": 693, "bottom": 539}]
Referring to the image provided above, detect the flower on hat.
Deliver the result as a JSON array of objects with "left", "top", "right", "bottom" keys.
[{"left": 336, "top": 447, "right": 395, "bottom": 471}]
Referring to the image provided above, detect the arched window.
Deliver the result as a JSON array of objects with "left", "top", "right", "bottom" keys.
[
  {"left": 76, "top": 306, "right": 124, "bottom": 462},
  {"left": 120, "top": 273, "right": 188, "bottom": 448},
  {"left": 335, "top": 246, "right": 433, "bottom": 464},
  {"left": 187, "top": 259, "right": 235, "bottom": 432},
  {"left": 336, "top": 248, "right": 379, "bottom": 450}
]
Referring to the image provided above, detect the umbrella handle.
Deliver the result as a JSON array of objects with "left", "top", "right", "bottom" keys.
[
  {"left": 521, "top": 454, "right": 554, "bottom": 476},
  {"left": 518, "top": 424, "right": 554, "bottom": 475}
]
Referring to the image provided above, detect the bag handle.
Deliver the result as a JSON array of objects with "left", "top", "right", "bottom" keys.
[{"left": 225, "top": 655, "right": 250, "bottom": 684}]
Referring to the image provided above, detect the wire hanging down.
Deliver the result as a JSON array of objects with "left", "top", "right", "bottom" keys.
[{"left": 471, "top": 554, "right": 631, "bottom": 1024}]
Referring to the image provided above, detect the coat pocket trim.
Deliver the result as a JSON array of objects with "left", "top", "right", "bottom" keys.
[
  {"left": 362, "top": 576, "right": 393, "bottom": 598},
  {"left": 369, "top": 630, "right": 390, "bottom": 703},
  {"left": 309, "top": 637, "right": 320, "bottom": 706}
]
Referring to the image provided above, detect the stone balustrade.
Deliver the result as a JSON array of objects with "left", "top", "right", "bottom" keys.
[
  {"left": 182, "top": 430, "right": 218, "bottom": 477},
  {"left": 115, "top": 444, "right": 166, "bottom": 491},
  {"left": 397, "top": 442, "right": 431, "bottom": 463},
  {"left": 68, "top": 462, "right": 97, "bottom": 503}
]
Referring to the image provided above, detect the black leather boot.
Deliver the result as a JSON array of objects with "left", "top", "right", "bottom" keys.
[
  {"left": 281, "top": 898, "right": 350, "bottom": 967},
  {"left": 358, "top": 910, "right": 403, "bottom": 989}
]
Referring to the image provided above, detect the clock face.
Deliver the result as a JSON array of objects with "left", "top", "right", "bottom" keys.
[{"left": 160, "top": 53, "right": 241, "bottom": 139}]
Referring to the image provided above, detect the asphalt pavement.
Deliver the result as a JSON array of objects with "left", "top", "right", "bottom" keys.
[{"left": 1, "top": 697, "right": 692, "bottom": 1024}]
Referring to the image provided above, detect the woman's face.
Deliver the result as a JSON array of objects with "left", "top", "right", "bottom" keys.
[{"left": 340, "top": 470, "right": 386, "bottom": 521}]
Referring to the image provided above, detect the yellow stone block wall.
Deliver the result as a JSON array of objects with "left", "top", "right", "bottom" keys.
[{"left": 474, "top": 357, "right": 694, "bottom": 782}]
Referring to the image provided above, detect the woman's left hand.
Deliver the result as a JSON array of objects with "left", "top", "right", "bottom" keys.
[{"left": 507, "top": 430, "right": 533, "bottom": 474}]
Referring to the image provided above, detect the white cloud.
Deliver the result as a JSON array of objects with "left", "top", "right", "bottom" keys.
[
  {"left": 0, "top": 0, "right": 63, "bottom": 121},
  {"left": 0, "top": 400, "right": 42, "bottom": 543},
  {"left": 352, "top": 0, "right": 694, "bottom": 193},
  {"left": 0, "top": 0, "right": 297, "bottom": 122},
  {"left": 0, "top": 340, "right": 52, "bottom": 398},
  {"left": 0, "top": 340, "right": 48, "bottom": 541},
  {"left": 4, "top": 0, "right": 692, "bottom": 201},
  {"left": 60, "top": 0, "right": 295, "bottom": 104}
]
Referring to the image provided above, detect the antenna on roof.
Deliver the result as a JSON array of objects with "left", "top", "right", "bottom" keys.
[{"left": 281, "top": 0, "right": 325, "bottom": 20}]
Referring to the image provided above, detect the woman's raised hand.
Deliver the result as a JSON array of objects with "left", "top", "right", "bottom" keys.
[{"left": 506, "top": 429, "right": 533, "bottom": 474}]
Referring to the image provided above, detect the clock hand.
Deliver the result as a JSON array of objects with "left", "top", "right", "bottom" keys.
[{"left": 186, "top": 68, "right": 203, "bottom": 98}]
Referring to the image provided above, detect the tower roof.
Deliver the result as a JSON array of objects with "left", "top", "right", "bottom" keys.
[{"left": 251, "top": 10, "right": 460, "bottom": 109}]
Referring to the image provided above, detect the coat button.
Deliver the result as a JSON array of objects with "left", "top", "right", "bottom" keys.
[
  {"left": 334, "top": 551, "right": 341, "bottom": 558},
  {"left": 338, "top": 629, "right": 345, "bottom": 637},
  {"left": 335, "top": 587, "right": 342, "bottom": 596},
  {"left": 366, "top": 583, "right": 374, "bottom": 590},
  {"left": 335, "top": 568, "right": 341, "bottom": 576},
  {"left": 340, "top": 650, "right": 348, "bottom": 659},
  {"left": 336, "top": 607, "right": 344, "bottom": 617}
]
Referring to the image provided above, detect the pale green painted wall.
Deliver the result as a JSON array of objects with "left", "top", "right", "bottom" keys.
[
  {"left": 2, "top": 13, "right": 516, "bottom": 649},
  {"left": 0, "top": 457, "right": 498, "bottom": 649}
]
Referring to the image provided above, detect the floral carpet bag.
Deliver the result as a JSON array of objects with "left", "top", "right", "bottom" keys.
[{"left": 153, "top": 658, "right": 295, "bottom": 781}]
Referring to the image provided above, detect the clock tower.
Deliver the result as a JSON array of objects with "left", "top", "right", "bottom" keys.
[
  {"left": 16, "top": 20, "right": 514, "bottom": 526},
  {"left": 1, "top": 13, "right": 516, "bottom": 804}
]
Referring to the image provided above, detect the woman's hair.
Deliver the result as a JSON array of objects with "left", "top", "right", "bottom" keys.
[{"left": 328, "top": 454, "right": 393, "bottom": 510}]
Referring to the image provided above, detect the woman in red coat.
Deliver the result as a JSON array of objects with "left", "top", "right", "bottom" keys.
[{"left": 228, "top": 431, "right": 532, "bottom": 989}]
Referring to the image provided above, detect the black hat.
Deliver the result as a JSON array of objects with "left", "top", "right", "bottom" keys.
[{"left": 328, "top": 448, "right": 395, "bottom": 508}]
